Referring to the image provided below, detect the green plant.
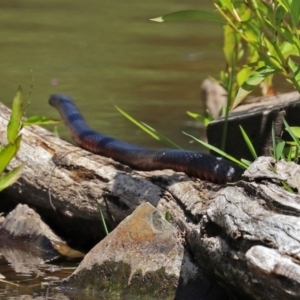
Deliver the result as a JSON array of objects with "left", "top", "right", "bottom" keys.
[
  {"left": 151, "top": 1, "right": 300, "bottom": 148},
  {"left": 97, "top": 202, "right": 109, "bottom": 235},
  {"left": 273, "top": 119, "right": 300, "bottom": 162},
  {"left": 0, "top": 87, "right": 59, "bottom": 192},
  {"left": 165, "top": 211, "right": 171, "bottom": 222},
  {"left": 152, "top": 1, "right": 300, "bottom": 106},
  {"left": 186, "top": 111, "right": 214, "bottom": 127}
]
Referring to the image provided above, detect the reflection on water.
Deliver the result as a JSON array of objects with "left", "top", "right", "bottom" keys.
[
  {"left": 0, "top": 254, "right": 76, "bottom": 300},
  {"left": 0, "top": 0, "right": 225, "bottom": 152}
]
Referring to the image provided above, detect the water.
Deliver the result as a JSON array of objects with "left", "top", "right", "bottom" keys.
[{"left": 0, "top": 0, "right": 225, "bottom": 151}]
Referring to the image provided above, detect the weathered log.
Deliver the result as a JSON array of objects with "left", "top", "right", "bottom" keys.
[
  {"left": 0, "top": 100, "right": 215, "bottom": 247},
  {"left": 1, "top": 99, "right": 300, "bottom": 299}
]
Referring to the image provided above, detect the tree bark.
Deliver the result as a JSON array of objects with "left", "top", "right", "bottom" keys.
[{"left": 1, "top": 99, "right": 300, "bottom": 299}]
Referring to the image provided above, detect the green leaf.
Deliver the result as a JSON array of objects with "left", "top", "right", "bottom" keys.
[
  {"left": 280, "top": 41, "right": 299, "bottom": 57},
  {"left": 272, "top": 124, "right": 276, "bottom": 158},
  {"left": 288, "top": 58, "right": 300, "bottom": 88},
  {"left": 241, "top": 20, "right": 260, "bottom": 43},
  {"left": 240, "top": 158, "right": 252, "bottom": 167},
  {"left": 0, "top": 163, "right": 25, "bottom": 192},
  {"left": 283, "top": 118, "right": 300, "bottom": 149},
  {"left": 281, "top": 180, "right": 294, "bottom": 193},
  {"left": 23, "top": 115, "right": 61, "bottom": 126},
  {"left": 182, "top": 132, "right": 248, "bottom": 169},
  {"left": 232, "top": 66, "right": 278, "bottom": 109},
  {"left": 7, "top": 86, "right": 23, "bottom": 143},
  {"left": 186, "top": 111, "right": 213, "bottom": 127},
  {"left": 276, "top": 0, "right": 300, "bottom": 28},
  {"left": 236, "top": 66, "right": 253, "bottom": 87},
  {"left": 290, "top": 0, "right": 300, "bottom": 27},
  {"left": 239, "top": 126, "right": 257, "bottom": 159},
  {"left": 277, "top": 0, "right": 289, "bottom": 12},
  {"left": 165, "top": 211, "right": 171, "bottom": 222},
  {"left": 288, "top": 126, "right": 300, "bottom": 138},
  {"left": 0, "top": 134, "right": 22, "bottom": 175},
  {"left": 219, "top": 0, "right": 246, "bottom": 21},
  {"left": 275, "top": 140, "right": 286, "bottom": 161},
  {"left": 150, "top": 10, "right": 223, "bottom": 23},
  {"left": 285, "top": 145, "right": 293, "bottom": 161},
  {"left": 97, "top": 203, "right": 109, "bottom": 236},
  {"left": 275, "top": 4, "right": 286, "bottom": 26},
  {"left": 223, "top": 24, "right": 239, "bottom": 65}
]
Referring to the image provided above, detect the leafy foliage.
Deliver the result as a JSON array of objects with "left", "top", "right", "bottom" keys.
[
  {"left": 0, "top": 87, "right": 58, "bottom": 192},
  {"left": 151, "top": 1, "right": 300, "bottom": 111}
]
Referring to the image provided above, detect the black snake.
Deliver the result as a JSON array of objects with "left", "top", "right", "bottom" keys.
[{"left": 49, "top": 94, "right": 243, "bottom": 183}]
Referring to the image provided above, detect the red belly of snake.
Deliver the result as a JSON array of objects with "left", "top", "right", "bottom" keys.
[{"left": 49, "top": 94, "right": 243, "bottom": 184}]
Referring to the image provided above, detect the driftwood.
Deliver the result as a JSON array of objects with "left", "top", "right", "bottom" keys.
[{"left": 1, "top": 99, "right": 300, "bottom": 299}]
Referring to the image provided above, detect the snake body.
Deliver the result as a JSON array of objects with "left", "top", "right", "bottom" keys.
[{"left": 49, "top": 94, "right": 243, "bottom": 183}]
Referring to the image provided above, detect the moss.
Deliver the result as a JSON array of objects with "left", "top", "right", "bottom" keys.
[{"left": 61, "top": 260, "right": 178, "bottom": 299}]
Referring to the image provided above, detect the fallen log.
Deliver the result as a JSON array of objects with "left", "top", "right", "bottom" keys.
[
  {"left": 0, "top": 101, "right": 212, "bottom": 247},
  {"left": 1, "top": 98, "right": 300, "bottom": 299}
]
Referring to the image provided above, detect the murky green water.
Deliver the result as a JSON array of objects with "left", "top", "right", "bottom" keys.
[{"left": 0, "top": 0, "right": 227, "bottom": 151}]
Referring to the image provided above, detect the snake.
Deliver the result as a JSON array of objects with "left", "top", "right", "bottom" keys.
[{"left": 49, "top": 94, "right": 243, "bottom": 183}]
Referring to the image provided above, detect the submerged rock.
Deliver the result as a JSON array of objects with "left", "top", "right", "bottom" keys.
[
  {"left": 0, "top": 204, "right": 84, "bottom": 264},
  {"left": 62, "top": 202, "right": 227, "bottom": 299}
]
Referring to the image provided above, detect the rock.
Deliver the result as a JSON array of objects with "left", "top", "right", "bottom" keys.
[
  {"left": 62, "top": 202, "right": 230, "bottom": 299},
  {"left": 0, "top": 204, "right": 84, "bottom": 264},
  {"left": 201, "top": 78, "right": 227, "bottom": 118}
]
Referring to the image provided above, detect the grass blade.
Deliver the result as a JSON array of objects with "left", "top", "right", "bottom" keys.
[
  {"left": 97, "top": 203, "right": 109, "bottom": 236},
  {"left": 240, "top": 158, "right": 252, "bottom": 167},
  {"left": 23, "top": 116, "right": 61, "bottom": 126},
  {"left": 275, "top": 140, "right": 285, "bottom": 161},
  {"left": 0, "top": 135, "right": 22, "bottom": 175},
  {"left": 0, "top": 164, "right": 25, "bottom": 192},
  {"left": 182, "top": 132, "right": 248, "bottom": 168},
  {"left": 7, "top": 86, "right": 23, "bottom": 143},
  {"left": 239, "top": 125, "right": 257, "bottom": 159},
  {"left": 283, "top": 118, "right": 300, "bottom": 149},
  {"left": 272, "top": 124, "right": 276, "bottom": 158},
  {"left": 115, "top": 105, "right": 180, "bottom": 149},
  {"left": 186, "top": 111, "right": 213, "bottom": 127}
]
